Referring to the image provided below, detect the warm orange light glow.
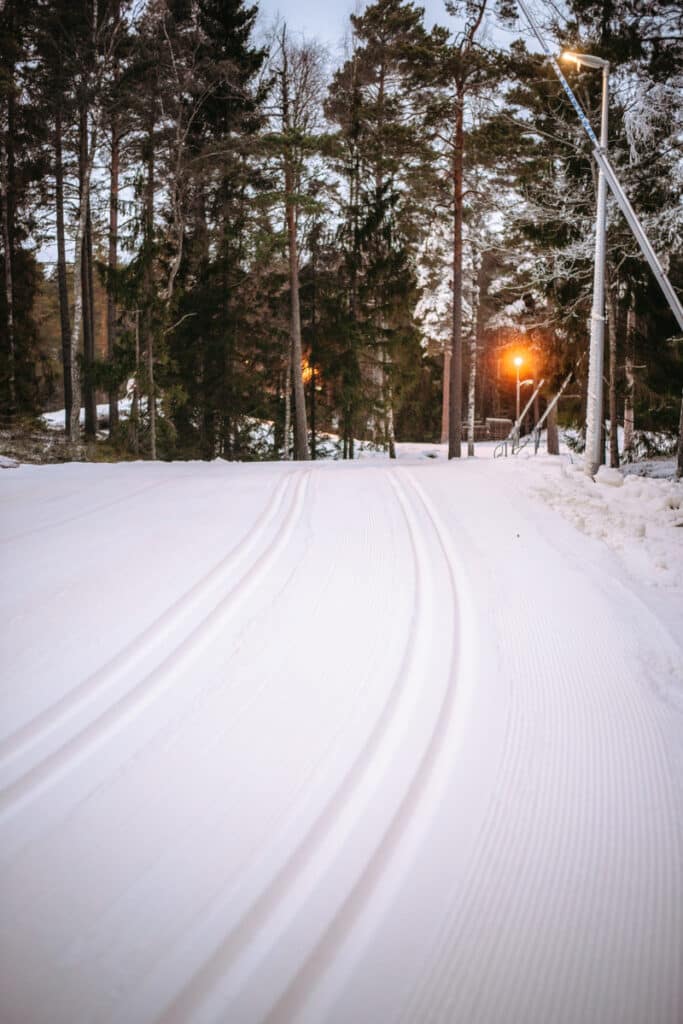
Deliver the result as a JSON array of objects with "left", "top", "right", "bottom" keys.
[
  {"left": 514, "top": 355, "right": 523, "bottom": 368},
  {"left": 301, "top": 358, "right": 314, "bottom": 384}
]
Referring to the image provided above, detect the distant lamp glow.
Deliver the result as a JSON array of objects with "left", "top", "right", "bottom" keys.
[
  {"left": 514, "top": 355, "right": 523, "bottom": 368},
  {"left": 301, "top": 358, "right": 314, "bottom": 385}
]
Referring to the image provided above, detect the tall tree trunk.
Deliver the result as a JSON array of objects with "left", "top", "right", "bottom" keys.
[
  {"left": 448, "top": 76, "right": 465, "bottom": 459},
  {"left": 0, "top": 97, "right": 15, "bottom": 416},
  {"left": 676, "top": 388, "right": 683, "bottom": 480},
  {"left": 606, "top": 276, "right": 619, "bottom": 467},
  {"left": 80, "top": 106, "right": 97, "bottom": 438},
  {"left": 69, "top": 206, "right": 86, "bottom": 440},
  {"left": 547, "top": 402, "right": 560, "bottom": 454},
  {"left": 86, "top": 200, "right": 97, "bottom": 432},
  {"left": 128, "top": 310, "right": 140, "bottom": 454},
  {"left": 381, "top": 343, "right": 396, "bottom": 459},
  {"left": 107, "top": 114, "right": 120, "bottom": 434},
  {"left": 309, "top": 276, "right": 317, "bottom": 460},
  {"left": 309, "top": 365, "right": 316, "bottom": 460},
  {"left": 69, "top": 109, "right": 98, "bottom": 440},
  {"left": 375, "top": 58, "right": 396, "bottom": 459},
  {"left": 283, "top": 343, "right": 292, "bottom": 460},
  {"left": 441, "top": 348, "right": 450, "bottom": 444},
  {"left": 143, "top": 116, "right": 155, "bottom": 459},
  {"left": 623, "top": 299, "right": 635, "bottom": 459},
  {"left": 447, "top": 0, "right": 488, "bottom": 455},
  {"left": 148, "top": 329, "right": 156, "bottom": 460},
  {"left": 285, "top": 179, "right": 309, "bottom": 460},
  {"left": 386, "top": 380, "right": 396, "bottom": 459},
  {"left": 278, "top": 37, "right": 309, "bottom": 462},
  {"left": 55, "top": 102, "right": 72, "bottom": 429},
  {"left": 467, "top": 245, "right": 480, "bottom": 457}
]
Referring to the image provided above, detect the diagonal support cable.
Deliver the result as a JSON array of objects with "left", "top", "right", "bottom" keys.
[{"left": 516, "top": 0, "right": 683, "bottom": 331}]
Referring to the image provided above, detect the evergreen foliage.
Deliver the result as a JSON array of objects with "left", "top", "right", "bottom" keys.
[{"left": 0, "top": 0, "right": 680, "bottom": 460}]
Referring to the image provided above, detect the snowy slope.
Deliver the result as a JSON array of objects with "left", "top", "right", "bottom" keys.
[{"left": 1, "top": 450, "right": 681, "bottom": 1023}]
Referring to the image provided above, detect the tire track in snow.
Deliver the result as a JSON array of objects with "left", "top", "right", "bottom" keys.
[
  {"left": 132, "top": 467, "right": 475, "bottom": 1024},
  {"left": 0, "top": 470, "right": 310, "bottom": 828}
]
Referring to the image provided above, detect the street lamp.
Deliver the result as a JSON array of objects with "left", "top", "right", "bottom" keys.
[
  {"left": 512, "top": 355, "right": 534, "bottom": 446},
  {"left": 562, "top": 50, "right": 610, "bottom": 477},
  {"left": 514, "top": 355, "right": 523, "bottom": 423}
]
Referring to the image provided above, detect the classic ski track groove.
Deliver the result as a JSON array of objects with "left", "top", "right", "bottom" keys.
[
  {"left": 0, "top": 469, "right": 295, "bottom": 779},
  {"left": 142, "top": 466, "right": 469, "bottom": 1024},
  {"left": 0, "top": 469, "right": 310, "bottom": 821},
  {"left": 118, "top": 466, "right": 426, "bottom": 1021},
  {"left": 258, "top": 467, "right": 474, "bottom": 1024}
]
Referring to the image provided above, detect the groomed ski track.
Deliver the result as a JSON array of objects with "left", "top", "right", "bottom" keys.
[{"left": 1, "top": 455, "right": 681, "bottom": 1023}]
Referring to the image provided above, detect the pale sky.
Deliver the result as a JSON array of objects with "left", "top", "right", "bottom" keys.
[{"left": 254, "top": 0, "right": 533, "bottom": 60}]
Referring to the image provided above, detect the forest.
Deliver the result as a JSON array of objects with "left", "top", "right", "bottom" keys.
[{"left": 0, "top": 0, "right": 681, "bottom": 463}]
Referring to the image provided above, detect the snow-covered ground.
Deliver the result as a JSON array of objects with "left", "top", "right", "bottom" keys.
[{"left": 1, "top": 445, "right": 681, "bottom": 1023}]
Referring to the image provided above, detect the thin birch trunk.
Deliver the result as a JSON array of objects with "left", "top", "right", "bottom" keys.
[
  {"left": 606, "top": 278, "right": 619, "bottom": 467},
  {"left": 279, "top": 31, "right": 309, "bottom": 461},
  {"left": 447, "top": 0, "right": 487, "bottom": 457},
  {"left": 676, "top": 388, "right": 683, "bottom": 480},
  {"left": 55, "top": 102, "right": 72, "bottom": 429},
  {"left": 69, "top": 190, "right": 89, "bottom": 440},
  {"left": 148, "top": 329, "right": 156, "bottom": 460},
  {"left": 623, "top": 301, "right": 635, "bottom": 459},
  {"left": 129, "top": 310, "right": 140, "bottom": 454},
  {"left": 441, "top": 348, "right": 450, "bottom": 443},
  {"left": 386, "top": 381, "right": 396, "bottom": 458},
  {"left": 80, "top": 106, "right": 97, "bottom": 438},
  {"left": 0, "top": 99, "right": 15, "bottom": 415},
  {"left": 283, "top": 343, "right": 292, "bottom": 460},
  {"left": 107, "top": 114, "right": 119, "bottom": 434},
  {"left": 381, "top": 343, "right": 396, "bottom": 458},
  {"left": 467, "top": 245, "right": 480, "bottom": 457},
  {"left": 310, "top": 364, "right": 316, "bottom": 459},
  {"left": 143, "top": 114, "right": 155, "bottom": 459},
  {"left": 448, "top": 76, "right": 464, "bottom": 459},
  {"left": 286, "top": 193, "right": 309, "bottom": 459}
]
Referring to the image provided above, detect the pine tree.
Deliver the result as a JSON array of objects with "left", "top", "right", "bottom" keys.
[{"left": 326, "top": 0, "right": 439, "bottom": 455}]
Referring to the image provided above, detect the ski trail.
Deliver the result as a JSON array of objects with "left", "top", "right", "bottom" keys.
[
  {"left": 109, "top": 466, "right": 427, "bottom": 1022},
  {"left": 0, "top": 469, "right": 296, "bottom": 784},
  {"left": 254, "top": 467, "right": 479, "bottom": 1024},
  {"left": 0, "top": 470, "right": 310, "bottom": 832},
  {"left": 46, "top": 467, "right": 410, "bottom": 1024},
  {"left": 134, "top": 466, "right": 473, "bottom": 1024},
  {"left": 1, "top": 457, "right": 680, "bottom": 1024}
]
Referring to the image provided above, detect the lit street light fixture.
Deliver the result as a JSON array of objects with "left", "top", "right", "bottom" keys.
[
  {"left": 562, "top": 50, "right": 610, "bottom": 477},
  {"left": 513, "top": 355, "right": 533, "bottom": 445}
]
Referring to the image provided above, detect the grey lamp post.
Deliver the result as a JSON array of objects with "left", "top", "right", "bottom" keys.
[
  {"left": 562, "top": 51, "right": 610, "bottom": 477},
  {"left": 514, "top": 355, "right": 523, "bottom": 424}
]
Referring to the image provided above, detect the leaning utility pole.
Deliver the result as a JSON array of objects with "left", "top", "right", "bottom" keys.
[{"left": 515, "top": 1, "right": 683, "bottom": 474}]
